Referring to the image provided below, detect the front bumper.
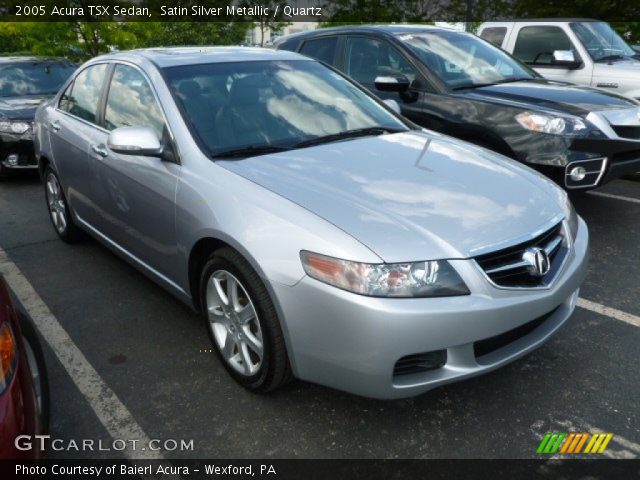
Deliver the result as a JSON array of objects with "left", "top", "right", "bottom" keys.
[
  {"left": 272, "top": 218, "right": 589, "bottom": 399},
  {"left": 520, "top": 130, "right": 640, "bottom": 190},
  {"left": 0, "top": 132, "right": 37, "bottom": 173}
]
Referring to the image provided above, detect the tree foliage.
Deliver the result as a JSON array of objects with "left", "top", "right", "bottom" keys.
[{"left": 0, "top": 21, "right": 253, "bottom": 60}]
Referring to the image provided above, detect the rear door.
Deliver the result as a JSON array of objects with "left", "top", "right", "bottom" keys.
[{"left": 48, "top": 63, "right": 109, "bottom": 228}]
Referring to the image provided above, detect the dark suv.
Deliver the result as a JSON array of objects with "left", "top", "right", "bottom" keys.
[
  {"left": 275, "top": 25, "right": 640, "bottom": 190},
  {"left": 0, "top": 57, "right": 75, "bottom": 176}
]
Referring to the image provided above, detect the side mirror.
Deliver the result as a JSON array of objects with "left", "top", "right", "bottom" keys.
[
  {"left": 383, "top": 99, "right": 401, "bottom": 114},
  {"left": 552, "top": 50, "right": 582, "bottom": 69},
  {"left": 374, "top": 75, "right": 410, "bottom": 92},
  {"left": 108, "top": 126, "right": 163, "bottom": 157}
]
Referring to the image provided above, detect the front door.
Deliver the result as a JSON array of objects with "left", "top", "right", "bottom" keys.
[{"left": 92, "top": 63, "right": 180, "bottom": 279}]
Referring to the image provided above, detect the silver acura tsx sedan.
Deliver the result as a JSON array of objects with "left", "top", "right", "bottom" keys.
[{"left": 34, "top": 47, "right": 588, "bottom": 399}]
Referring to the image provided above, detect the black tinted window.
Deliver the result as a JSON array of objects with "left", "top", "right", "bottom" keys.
[
  {"left": 513, "top": 26, "right": 575, "bottom": 66},
  {"left": 345, "top": 37, "right": 417, "bottom": 85},
  {"left": 66, "top": 64, "right": 108, "bottom": 123},
  {"left": 299, "top": 37, "right": 338, "bottom": 64},
  {"left": 0, "top": 61, "right": 75, "bottom": 97},
  {"left": 480, "top": 27, "right": 507, "bottom": 47},
  {"left": 104, "top": 64, "right": 165, "bottom": 138}
]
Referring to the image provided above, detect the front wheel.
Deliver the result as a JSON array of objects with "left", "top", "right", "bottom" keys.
[
  {"left": 43, "top": 166, "right": 83, "bottom": 243},
  {"left": 200, "top": 247, "right": 293, "bottom": 392}
]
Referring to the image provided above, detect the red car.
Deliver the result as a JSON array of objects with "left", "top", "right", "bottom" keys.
[{"left": 0, "top": 276, "right": 49, "bottom": 459}]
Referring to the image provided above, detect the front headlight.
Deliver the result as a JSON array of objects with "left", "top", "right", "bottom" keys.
[
  {"left": 0, "top": 120, "right": 30, "bottom": 135},
  {"left": 300, "top": 251, "right": 470, "bottom": 298},
  {"left": 515, "top": 111, "right": 587, "bottom": 136},
  {"left": 562, "top": 194, "right": 579, "bottom": 240}
]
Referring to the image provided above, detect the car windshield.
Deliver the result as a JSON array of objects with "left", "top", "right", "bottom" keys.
[
  {"left": 570, "top": 22, "right": 636, "bottom": 62},
  {"left": 163, "top": 60, "right": 408, "bottom": 157},
  {"left": 0, "top": 61, "right": 76, "bottom": 97},
  {"left": 398, "top": 30, "right": 538, "bottom": 90}
]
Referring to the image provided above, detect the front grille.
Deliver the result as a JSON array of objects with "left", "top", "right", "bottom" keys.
[
  {"left": 612, "top": 125, "right": 640, "bottom": 140},
  {"left": 475, "top": 223, "right": 567, "bottom": 288},
  {"left": 393, "top": 350, "right": 446, "bottom": 377},
  {"left": 474, "top": 307, "right": 559, "bottom": 359}
]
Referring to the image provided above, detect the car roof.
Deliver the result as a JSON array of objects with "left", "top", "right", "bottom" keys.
[
  {"left": 93, "top": 46, "right": 307, "bottom": 68},
  {"left": 276, "top": 24, "right": 457, "bottom": 43},
  {"left": 481, "top": 18, "right": 600, "bottom": 24}
]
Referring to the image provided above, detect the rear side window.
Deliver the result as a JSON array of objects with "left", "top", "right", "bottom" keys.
[
  {"left": 299, "top": 37, "right": 338, "bottom": 65},
  {"left": 480, "top": 27, "right": 507, "bottom": 48},
  {"left": 104, "top": 64, "right": 165, "bottom": 138},
  {"left": 64, "top": 64, "right": 108, "bottom": 123},
  {"left": 513, "top": 26, "right": 575, "bottom": 66}
]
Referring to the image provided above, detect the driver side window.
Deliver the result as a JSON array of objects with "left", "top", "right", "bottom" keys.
[
  {"left": 345, "top": 37, "right": 418, "bottom": 86},
  {"left": 104, "top": 64, "right": 166, "bottom": 139},
  {"left": 513, "top": 26, "right": 577, "bottom": 66}
]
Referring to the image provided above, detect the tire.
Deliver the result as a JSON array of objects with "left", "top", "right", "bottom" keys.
[
  {"left": 199, "top": 247, "right": 293, "bottom": 392},
  {"left": 43, "top": 165, "right": 83, "bottom": 243},
  {"left": 16, "top": 311, "right": 50, "bottom": 432}
]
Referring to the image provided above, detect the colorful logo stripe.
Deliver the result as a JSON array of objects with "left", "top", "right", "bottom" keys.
[{"left": 537, "top": 432, "right": 613, "bottom": 454}]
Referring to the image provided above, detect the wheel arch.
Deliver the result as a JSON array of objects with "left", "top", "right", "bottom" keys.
[
  {"left": 187, "top": 234, "right": 300, "bottom": 376},
  {"left": 37, "top": 154, "right": 52, "bottom": 181}
]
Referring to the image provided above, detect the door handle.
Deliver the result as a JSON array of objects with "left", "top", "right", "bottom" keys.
[
  {"left": 91, "top": 144, "right": 109, "bottom": 158},
  {"left": 49, "top": 120, "right": 61, "bottom": 132}
]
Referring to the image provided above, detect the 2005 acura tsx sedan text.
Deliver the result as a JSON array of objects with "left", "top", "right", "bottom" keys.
[{"left": 34, "top": 47, "right": 589, "bottom": 399}]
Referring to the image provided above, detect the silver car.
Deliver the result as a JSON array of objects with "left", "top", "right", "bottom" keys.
[{"left": 34, "top": 48, "right": 589, "bottom": 399}]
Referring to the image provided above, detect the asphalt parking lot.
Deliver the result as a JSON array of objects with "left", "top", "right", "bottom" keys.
[{"left": 0, "top": 174, "right": 639, "bottom": 460}]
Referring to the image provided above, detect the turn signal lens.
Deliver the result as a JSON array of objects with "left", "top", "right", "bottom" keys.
[
  {"left": 300, "top": 251, "right": 470, "bottom": 298},
  {"left": 0, "top": 321, "right": 17, "bottom": 394}
]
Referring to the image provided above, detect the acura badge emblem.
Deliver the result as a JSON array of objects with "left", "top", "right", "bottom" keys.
[{"left": 522, "top": 247, "right": 550, "bottom": 277}]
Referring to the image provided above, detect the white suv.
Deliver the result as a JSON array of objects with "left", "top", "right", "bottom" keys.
[{"left": 479, "top": 20, "right": 640, "bottom": 100}]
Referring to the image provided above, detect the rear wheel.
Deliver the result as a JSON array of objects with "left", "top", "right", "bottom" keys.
[
  {"left": 44, "top": 166, "right": 83, "bottom": 243},
  {"left": 200, "top": 247, "right": 293, "bottom": 392}
]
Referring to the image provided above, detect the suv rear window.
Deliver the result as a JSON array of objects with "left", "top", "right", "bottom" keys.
[{"left": 299, "top": 37, "right": 338, "bottom": 65}]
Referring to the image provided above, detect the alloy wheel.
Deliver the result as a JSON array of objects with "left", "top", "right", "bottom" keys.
[
  {"left": 205, "top": 270, "right": 264, "bottom": 376},
  {"left": 46, "top": 173, "right": 67, "bottom": 234}
]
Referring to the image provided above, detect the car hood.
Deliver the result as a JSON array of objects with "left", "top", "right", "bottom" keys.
[
  {"left": 0, "top": 95, "right": 51, "bottom": 120},
  {"left": 218, "top": 131, "right": 565, "bottom": 262},
  {"left": 594, "top": 58, "right": 640, "bottom": 80},
  {"left": 456, "top": 80, "right": 636, "bottom": 117}
]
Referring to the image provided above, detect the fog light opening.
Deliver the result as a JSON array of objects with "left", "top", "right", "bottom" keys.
[
  {"left": 5, "top": 154, "right": 19, "bottom": 167},
  {"left": 568, "top": 166, "right": 587, "bottom": 182}
]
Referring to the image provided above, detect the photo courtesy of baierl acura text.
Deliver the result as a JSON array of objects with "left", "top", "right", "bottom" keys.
[{"left": 0, "top": 1, "right": 638, "bottom": 479}]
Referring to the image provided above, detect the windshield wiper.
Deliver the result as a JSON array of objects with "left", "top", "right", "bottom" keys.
[
  {"left": 292, "top": 127, "right": 406, "bottom": 149},
  {"left": 452, "top": 77, "right": 538, "bottom": 91},
  {"left": 211, "top": 144, "right": 291, "bottom": 159}
]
